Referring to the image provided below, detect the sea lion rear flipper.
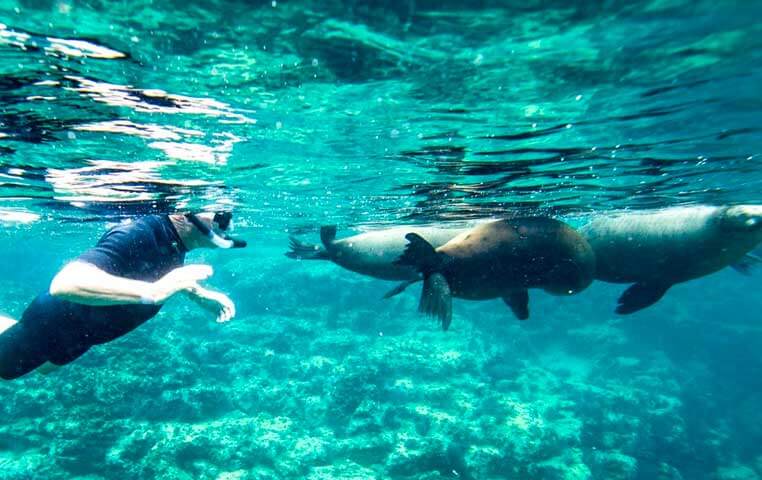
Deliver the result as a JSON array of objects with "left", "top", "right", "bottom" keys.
[
  {"left": 383, "top": 279, "right": 418, "bottom": 299},
  {"left": 503, "top": 290, "right": 529, "bottom": 320},
  {"left": 616, "top": 283, "right": 671, "bottom": 314},
  {"left": 419, "top": 273, "right": 453, "bottom": 330},
  {"left": 286, "top": 236, "right": 330, "bottom": 260},
  {"left": 731, "top": 252, "right": 762, "bottom": 275},
  {"left": 320, "top": 226, "right": 338, "bottom": 249}
]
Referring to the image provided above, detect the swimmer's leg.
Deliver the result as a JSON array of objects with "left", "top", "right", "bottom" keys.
[
  {"left": 44, "top": 339, "right": 90, "bottom": 378},
  {"left": 0, "top": 321, "right": 49, "bottom": 380}
]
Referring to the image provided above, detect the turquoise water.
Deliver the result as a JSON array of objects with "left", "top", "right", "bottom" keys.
[{"left": 1, "top": 0, "right": 761, "bottom": 478}]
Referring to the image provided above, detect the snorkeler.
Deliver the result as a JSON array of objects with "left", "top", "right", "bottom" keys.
[{"left": 0, "top": 211, "right": 247, "bottom": 380}]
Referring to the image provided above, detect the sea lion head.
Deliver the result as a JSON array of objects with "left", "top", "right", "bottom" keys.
[
  {"left": 542, "top": 257, "right": 595, "bottom": 295},
  {"left": 717, "top": 205, "right": 762, "bottom": 254},
  {"left": 528, "top": 220, "right": 596, "bottom": 296},
  {"left": 720, "top": 205, "right": 762, "bottom": 233}
]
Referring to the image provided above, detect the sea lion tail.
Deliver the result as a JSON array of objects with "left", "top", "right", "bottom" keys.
[
  {"left": 286, "top": 236, "right": 330, "bottom": 260},
  {"left": 396, "top": 233, "right": 453, "bottom": 330}
]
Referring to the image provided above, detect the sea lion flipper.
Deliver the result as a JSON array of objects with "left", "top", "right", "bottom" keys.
[
  {"left": 395, "top": 233, "right": 444, "bottom": 273},
  {"left": 616, "top": 283, "right": 670, "bottom": 314},
  {"left": 503, "top": 289, "right": 529, "bottom": 320},
  {"left": 419, "top": 273, "right": 452, "bottom": 330},
  {"left": 382, "top": 279, "right": 417, "bottom": 299},
  {"left": 320, "top": 226, "right": 338, "bottom": 248},
  {"left": 731, "top": 252, "right": 762, "bottom": 275},
  {"left": 397, "top": 234, "right": 452, "bottom": 329},
  {"left": 286, "top": 236, "right": 330, "bottom": 260}
]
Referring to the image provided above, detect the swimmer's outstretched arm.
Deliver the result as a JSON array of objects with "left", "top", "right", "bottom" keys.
[
  {"left": 183, "top": 284, "right": 236, "bottom": 323},
  {"left": 49, "top": 262, "right": 214, "bottom": 306}
]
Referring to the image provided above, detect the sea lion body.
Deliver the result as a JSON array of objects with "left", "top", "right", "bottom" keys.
[
  {"left": 397, "top": 217, "right": 596, "bottom": 329},
  {"left": 438, "top": 218, "right": 595, "bottom": 299},
  {"left": 328, "top": 226, "right": 471, "bottom": 280},
  {"left": 580, "top": 205, "right": 762, "bottom": 313},
  {"left": 287, "top": 225, "right": 472, "bottom": 281}
]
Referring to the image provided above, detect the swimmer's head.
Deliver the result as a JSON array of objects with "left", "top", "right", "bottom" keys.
[{"left": 183, "top": 211, "right": 248, "bottom": 249}]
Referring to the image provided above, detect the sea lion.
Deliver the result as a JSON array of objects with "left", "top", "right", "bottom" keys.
[
  {"left": 395, "top": 217, "right": 596, "bottom": 330},
  {"left": 286, "top": 225, "right": 472, "bottom": 282},
  {"left": 0, "top": 316, "right": 16, "bottom": 335},
  {"left": 579, "top": 205, "right": 762, "bottom": 314}
]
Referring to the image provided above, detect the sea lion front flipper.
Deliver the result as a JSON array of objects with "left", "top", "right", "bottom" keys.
[
  {"left": 396, "top": 234, "right": 452, "bottom": 329},
  {"left": 36, "top": 362, "right": 60, "bottom": 376},
  {"left": 382, "top": 279, "right": 418, "bottom": 299},
  {"left": 419, "top": 273, "right": 452, "bottom": 330},
  {"left": 395, "top": 233, "right": 446, "bottom": 273},
  {"left": 503, "top": 290, "right": 529, "bottom": 320},
  {"left": 731, "top": 252, "right": 762, "bottom": 275},
  {"left": 615, "top": 283, "right": 671, "bottom": 314}
]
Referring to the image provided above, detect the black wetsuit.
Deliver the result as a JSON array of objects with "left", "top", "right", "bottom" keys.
[{"left": 0, "top": 215, "right": 186, "bottom": 380}]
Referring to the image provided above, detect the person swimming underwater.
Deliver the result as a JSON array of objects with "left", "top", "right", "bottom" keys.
[{"left": 0, "top": 211, "right": 247, "bottom": 380}]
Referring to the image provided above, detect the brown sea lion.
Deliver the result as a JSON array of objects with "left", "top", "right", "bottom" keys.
[
  {"left": 580, "top": 205, "right": 762, "bottom": 314},
  {"left": 395, "top": 217, "right": 596, "bottom": 330}
]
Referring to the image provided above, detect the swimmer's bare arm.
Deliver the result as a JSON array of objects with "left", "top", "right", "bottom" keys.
[
  {"left": 49, "top": 262, "right": 214, "bottom": 307},
  {"left": 182, "top": 284, "right": 236, "bottom": 323}
]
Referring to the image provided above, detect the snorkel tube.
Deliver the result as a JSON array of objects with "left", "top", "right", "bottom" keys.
[{"left": 185, "top": 212, "right": 248, "bottom": 249}]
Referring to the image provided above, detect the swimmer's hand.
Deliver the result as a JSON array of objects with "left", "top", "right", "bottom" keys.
[
  {"left": 184, "top": 284, "right": 236, "bottom": 323},
  {"left": 152, "top": 264, "right": 214, "bottom": 304}
]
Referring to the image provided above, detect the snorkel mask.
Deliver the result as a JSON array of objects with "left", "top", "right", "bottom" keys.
[{"left": 185, "top": 211, "right": 248, "bottom": 249}]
